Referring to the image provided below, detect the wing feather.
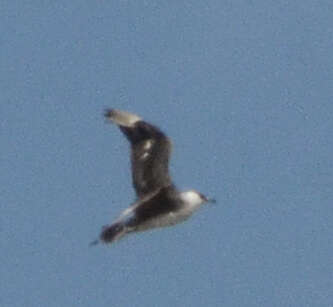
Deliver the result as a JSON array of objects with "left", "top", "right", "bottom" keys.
[{"left": 105, "top": 109, "right": 173, "bottom": 198}]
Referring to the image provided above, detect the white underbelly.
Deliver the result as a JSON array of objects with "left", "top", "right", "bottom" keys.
[{"left": 135, "top": 208, "right": 195, "bottom": 232}]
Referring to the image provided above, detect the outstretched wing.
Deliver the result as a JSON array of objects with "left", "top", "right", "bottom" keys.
[{"left": 105, "top": 109, "right": 173, "bottom": 198}]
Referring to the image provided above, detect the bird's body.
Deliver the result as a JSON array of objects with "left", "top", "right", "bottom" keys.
[{"left": 95, "top": 109, "right": 213, "bottom": 245}]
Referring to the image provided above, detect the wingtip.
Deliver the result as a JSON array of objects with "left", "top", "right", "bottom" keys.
[
  {"left": 104, "top": 108, "right": 141, "bottom": 127},
  {"left": 99, "top": 222, "right": 127, "bottom": 244},
  {"left": 104, "top": 108, "right": 116, "bottom": 119}
]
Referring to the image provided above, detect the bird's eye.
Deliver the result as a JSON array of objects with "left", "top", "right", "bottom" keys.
[{"left": 199, "top": 193, "right": 207, "bottom": 201}]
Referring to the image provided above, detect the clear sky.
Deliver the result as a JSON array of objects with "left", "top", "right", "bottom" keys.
[{"left": 1, "top": 1, "right": 332, "bottom": 306}]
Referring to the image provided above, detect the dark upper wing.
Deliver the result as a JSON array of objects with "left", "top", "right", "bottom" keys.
[
  {"left": 127, "top": 185, "right": 179, "bottom": 227},
  {"left": 105, "top": 109, "right": 173, "bottom": 198}
]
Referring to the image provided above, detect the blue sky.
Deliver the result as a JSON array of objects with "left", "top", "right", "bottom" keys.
[{"left": 1, "top": 1, "right": 332, "bottom": 306}]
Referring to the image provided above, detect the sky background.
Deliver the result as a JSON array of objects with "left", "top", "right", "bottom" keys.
[{"left": 1, "top": 1, "right": 333, "bottom": 306}]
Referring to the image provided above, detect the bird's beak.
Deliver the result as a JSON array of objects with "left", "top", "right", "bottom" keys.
[{"left": 205, "top": 197, "right": 216, "bottom": 204}]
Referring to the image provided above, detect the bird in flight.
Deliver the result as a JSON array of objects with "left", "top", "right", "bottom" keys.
[{"left": 91, "top": 109, "right": 214, "bottom": 245}]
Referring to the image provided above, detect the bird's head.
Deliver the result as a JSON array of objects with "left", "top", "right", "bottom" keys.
[{"left": 180, "top": 190, "right": 216, "bottom": 207}]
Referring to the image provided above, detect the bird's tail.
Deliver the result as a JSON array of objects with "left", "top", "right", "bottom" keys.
[{"left": 100, "top": 221, "right": 128, "bottom": 244}]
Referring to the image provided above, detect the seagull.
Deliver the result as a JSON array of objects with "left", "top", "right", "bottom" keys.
[{"left": 92, "top": 109, "right": 215, "bottom": 245}]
